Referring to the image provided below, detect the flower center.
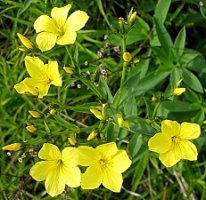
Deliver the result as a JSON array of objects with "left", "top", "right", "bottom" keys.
[
  {"left": 171, "top": 136, "right": 181, "bottom": 144},
  {"left": 99, "top": 159, "right": 108, "bottom": 169},
  {"left": 57, "top": 159, "right": 63, "bottom": 166}
]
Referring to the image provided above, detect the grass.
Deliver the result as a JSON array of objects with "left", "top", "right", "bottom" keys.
[{"left": 1, "top": 0, "right": 206, "bottom": 199}]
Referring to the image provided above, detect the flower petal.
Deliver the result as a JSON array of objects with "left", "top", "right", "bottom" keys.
[
  {"left": 38, "top": 143, "right": 61, "bottom": 160},
  {"left": 56, "top": 30, "right": 76, "bottom": 45},
  {"left": 36, "top": 32, "right": 58, "bottom": 52},
  {"left": 34, "top": 15, "right": 58, "bottom": 33},
  {"left": 46, "top": 61, "right": 62, "bottom": 86},
  {"left": 24, "top": 56, "right": 46, "bottom": 79},
  {"left": 78, "top": 146, "right": 101, "bottom": 166},
  {"left": 61, "top": 165, "right": 81, "bottom": 187},
  {"left": 45, "top": 166, "right": 65, "bottom": 197},
  {"left": 14, "top": 78, "right": 38, "bottom": 96},
  {"left": 62, "top": 147, "right": 78, "bottom": 168},
  {"left": 179, "top": 141, "right": 198, "bottom": 161},
  {"left": 102, "top": 169, "right": 123, "bottom": 192},
  {"left": 81, "top": 164, "right": 103, "bottom": 189},
  {"left": 51, "top": 4, "right": 71, "bottom": 28},
  {"left": 162, "top": 120, "right": 180, "bottom": 137},
  {"left": 30, "top": 161, "right": 56, "bottom": 181},
  {"left": 110, "top": 150, "right": 131, "bottom": 173},
  {"left": 148, "top": 132, "right": 172, "bottom": 154},
  {"left": 65, "top": 10, "right": 89, "bottom": 32},
  {"left": 159, "top": 147, "right": 181, "bottom": 167},
  {"left": 96, "top": 142, "right": 118, "bottom": 158},
  {"left": 180, "top": 122, "right": 200, "bottom": 139},
  {"left": 2, "top": 143, "right": 22, "bottom": 151}
]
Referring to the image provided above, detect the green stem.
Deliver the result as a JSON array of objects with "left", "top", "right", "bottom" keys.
[{"left": 116, "top": 34, "right": 127, "bottom": 107}]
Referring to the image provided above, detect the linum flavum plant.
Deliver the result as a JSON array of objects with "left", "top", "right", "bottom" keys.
[{"left": 2, "top": 0, "right": 206, "bottom": 199}]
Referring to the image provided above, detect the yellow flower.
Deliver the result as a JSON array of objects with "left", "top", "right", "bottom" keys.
[
  {"left": 49, "top": 108, "right": 57, "bottom": 115},
  {"left": 78, "top": 142, "right": 132, "bottom": 192},
  {"left": 68, "top": 137, "right": 77, "bottom": 146},
  {"left": 2, "top": 143, "right": 22, "bottom": 151},
  {"left": 34, "top": 4, "right": 89, "bottom": 51},
  {"left": 148, "top": 120, "right": 200, "bottom": 167},
  {"left": 30, "top": 143, "right": 81, "bottom": 197},
  {"left": 17, "top": 33, "right": 33, "bottom": 49},
  {"left": 14, "top": 56, "right": 62, "bottom": 98},
  {"left": 90, "top": 104, "right": 106, "bottom": 120},
  {"left": 87, "top": 130, "right": 98, "bottom": 141},
  {"left": 123, "top": 52, "right": 132, "bottom": 62},
  {"left": 26, "top": 125, "right": 37, "bottom": 133},
  {"left": 173, "top": 88, "right": 186, "bottom": 96},
  {"left": 28, "top": 110, "right": 41, "bottom": 118},
  {"left": 63, "top": 67, "right": 74, "bottom": 74},
  {"left": 117, "top": 113, "right": 129, "bottom": 128}
]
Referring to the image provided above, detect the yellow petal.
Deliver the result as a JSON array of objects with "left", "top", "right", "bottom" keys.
[
  {"left": 173, "top": 88, "right": 186, "bottom": 96},
  {"left": 38, "top": 143, "right": 61, "bottom": 160},
  {"left": 162, "top": 120, "right": 180, "bottom": 137},
  {"left": 102, "top": 169, "right": 123, "bottom": 192},
  {"left": 30, "top": 160, "right": 55, "bottom": 181},
  {"left": 14, "top": 79, "right": 38, "bottom": 96},
  {"left": 36, "top": 32, "right": 58, "bottom": 52},
  {"left": 2, "top": 143, "right": 22, "bottom": 151},
  {"left": 81, "top": 164, "right": 103, "bottom": 189},
  {"left": 45, "top": 166, "right": 65, "bottom": 197},
  {"left": 78, "top": 146, "right": 101, "bottom": 166},
  {"left": 68, "top": 137, "right": 77, "bottom": 145},
  {"left": 90, "top": 108, "right": 103, "bottom": 120},
  {"left": 34, "top": 15, "right": 58, "bottom": 33},
  {"left": 49, "top": 108, "right": 56, "bottom": 115},
  {"left": 148, "top": 132, "right": 172, "bottom": 154},
  {"left": 64, "top": 66, "right": 74, "bottom": 74},
  {"left": 110, "top": 150, "right": 132, "bottom": 173},
  {"left": 61, "top": 165, "right": 81, "bottom": 187},
  {"left": 46, "top": 61, "right": 62, "bottom": 86},
  {"left": 87, "top": 130, "right": 98, "bottom": 141},
  {"left": 117, "top": 113, "right": 129, "bottom": 128},
  {"left": 123, "top": 52, "right": 132, "bottom": 62},
  {"left": 28, "top": 110, "right": 41, "bottom": 118},
  {"left": 62, "top": 147, "right": 78, "bottom": 168},
  {"left": 65, "top": 10, "right": 89, "bottom": 32},
  {"left": 51, "top": 4, "right": 71, "bottom": 28},
  {"left": 96, "top": 142, "right": 118, "bottom": 158},
  {"left": 159, "top": 147, "right": 181, "bottom": 167},
  {"left": 17, "top": 33, "right": 33, "bottom": 49},
  {"left": 56, "top": 30, "right": 77, "bottom": 45},
  {"left": 24, "top": 56, "right": 46, "bottom": 79},
  {"left": 24, "top": 78, "right": 50, "bottom": 98},
  {"left": 179, "top": 141, "right": 198, "bottom": 161},
  {"left": 180, "top": 122, "right": 200, "bottom": 139},
  {"left": 26, "top": 125, "right": 37, "bottom": 133}
]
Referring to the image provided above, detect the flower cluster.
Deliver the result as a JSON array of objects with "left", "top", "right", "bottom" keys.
[{"left": 30, "top": 142, "right": 131, "bottom": 196}]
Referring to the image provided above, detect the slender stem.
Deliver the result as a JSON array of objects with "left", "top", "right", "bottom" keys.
[{"left": 116, "top": 34, "right": 127, "bottom": 107}]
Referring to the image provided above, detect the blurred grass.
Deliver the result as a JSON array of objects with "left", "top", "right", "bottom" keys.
[{"left": 1, "top": 0, "right": 206, "bottom": 199}]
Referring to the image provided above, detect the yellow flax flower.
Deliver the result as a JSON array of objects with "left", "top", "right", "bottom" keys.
[
  {"left": 78, "top": 142, "right": 132, "bottom": 192},
  {"left": 2, "top": 143, "right": 22, "bottom": 151},
  {"left": 26, "top": 125, "right": 37, "bottom": 133},
  {"left": 17, "top": 33, "right": 33, "bottom": 49},
  {"left": 148, "top": 120, "right": 200, "bottom": 167},
  {"left": 117, "top": 113, "right": 129, "bottom": 128},
  {"left": 30, "top": 143, "right": 81, "bottom": 197},
  {"left": 28, "top": 110, "right": 41, "bottom": 118},
  {"left": 34, "top": 4, "right": 89, "bottom": 51},
  {"left": 173, "top": 88, "right": 186, "bottom": 96},
  {"left": 123, "top": 52, "right": 132, "bottom": 62},
  {"left": 14, "top": 56, "right": 62, "bottom": 98}
]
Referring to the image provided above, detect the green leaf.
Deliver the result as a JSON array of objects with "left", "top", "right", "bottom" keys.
[
  {"left": 154, "top": 17, "right": 173, "bottom": 54},
  {"left": 170, "top": 68, "right": 182, "bottom": 88},
  {"left": 182, "top": 69, "right": 203, "bottom": 93},
  {"left": 98, "top": 77, "right": 113, "bottom": 103},
  {"left": 173, "top": 26, "right": 186, "bottom": 60},
  {"left": 154, "top": 0, "right": 171, "bottom": 23},
  {"left": 126, "top": 16, "right": 150, "bottom": 45},
  {"left": 128, "top": 134, "right": 143, "bottom": 158}
]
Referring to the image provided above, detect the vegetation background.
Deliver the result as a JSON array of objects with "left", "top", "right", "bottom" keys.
[{"left": 1, "top": 0, "right": 206, "bottom": 199}]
